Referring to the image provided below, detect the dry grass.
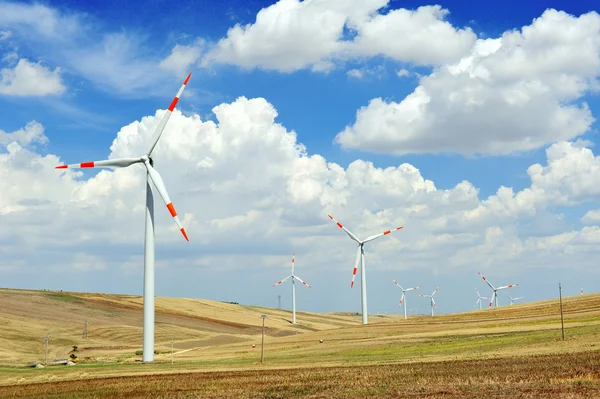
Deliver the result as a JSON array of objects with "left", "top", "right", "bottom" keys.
[
  {"left": 0, "top": 351, "right": 598, "bottom": 398},
  {"left": 1, "top": 288, "right": 599, "bottom": 397}
]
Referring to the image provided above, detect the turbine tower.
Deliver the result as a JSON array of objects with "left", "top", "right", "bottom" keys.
[
  {"left": 581, "top": 286, "right": 584, "bottom": 295},
  {"left": 56, "top": 73, "right": 192, "bottom": 363},
  {"left": 419, "top": 287, "right": 439, "bottom": 316},
  {"left": 475, "top": 288, "right": 489, "bottom": 310},
  {"left": 272, "top": 253, "right": 311, "bottom": 324},
  {"left": 478, "top": 272, "right": 519, "bottom": 307},
  {"left": 503, "top": 292, "right": 524, "bottom": 305},
  {"left": 327, "top": 214, "right": 403, "bottom": 325},
  {"left": 392, "top": 278, "right": 420, "bottom": 320}
]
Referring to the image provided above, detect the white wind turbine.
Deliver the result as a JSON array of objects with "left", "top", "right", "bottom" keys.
[
  {"left": 478, "top": 272, "right": 519, "bottom": 308},
  {"left": 419, "top": 287, "right": 439, "bottom": 316},
  {"left": 272, "top": 253, "right": 311, "bottom": 324},
  {"left": 392, "top": 279, "right": 420, "bottom": 320},
  {"left": 581, "top": 286, "right": 584, "bottom": 295},
  {"left": 55, "top": 73, "right": 192, "bottom": 363},
  {"left": 503, "top": 292, "right": 524, "bottom": 305},
  {"left": 475, "top": 288, "right": 489, "bottom": 310},
  {"left": 327, "top": 214, "right": 404, "bottom": 325}
]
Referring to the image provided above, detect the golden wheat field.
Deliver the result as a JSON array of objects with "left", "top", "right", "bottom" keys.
[{"left": 0, "top": 288, "right": 598, "bottom": 398}]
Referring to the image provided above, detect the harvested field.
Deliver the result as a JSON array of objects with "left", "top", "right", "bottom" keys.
[{"left": 0, "top": 352, "right": 598, "bottom": 398}]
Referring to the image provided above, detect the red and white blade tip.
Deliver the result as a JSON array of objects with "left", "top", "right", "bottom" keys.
[
  {"left": 166, "top": 202, "right": 189, "bottom": 241},
  {"left": 383, "top": 226, "right": 404, "bottom": 235},
  {"left": 55, "top": 161, "right": 95, "bottom": 169}
]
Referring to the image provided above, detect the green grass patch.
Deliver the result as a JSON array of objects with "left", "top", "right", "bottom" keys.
[{"left": 44, "top": 292, "right": 83, "bottom": 304}]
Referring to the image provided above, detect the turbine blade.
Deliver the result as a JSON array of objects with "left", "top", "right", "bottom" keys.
[
  {"left": 363, "top": 225, "right": 404, "bottom": 243},
  {"left": 327, "top": 214, "right": 361, "bottom": 243},
  {"left": 350, "top": 245, "right": 361, "bottom": 288},
  {"left": 431, "top": 297, "right": 437, "bottom": 308},
  {"left": 145, "top": 163, "right": 189, "bottom": 241},
  {"left": 291, "top": 253, "right": 295, "bottom": 275},
  {"left": 392, "top": 279, "right": 404, "bottom": 291},
  {"left": 293, "top": 275, "right": 312, "bottom": 288},
  {"left": 496, "top": 284, "right": 519, "bottom": 290},
  {"left": 55, "top": 158, "right": 141, "bottom": 169},
  {"left": 431, "top": 287, "right": 439, "bottom": 296},
  {"left": 399, "top": 292, "right": 405, "bottom": 306},
  {"left": 478, "top": 272, "right": 496, "bottom": 290},
  {"left": 146, "top": 72, "right": 192, "bottom": 156},
  {"left": 405, "top": 286, "right": 420, "bottom": 291},
  {"left": 272, "top": 275, "right": 292, "bottom": 287},
  {"left": 489, "top": 291, "right": 496, "bottom": 307}
]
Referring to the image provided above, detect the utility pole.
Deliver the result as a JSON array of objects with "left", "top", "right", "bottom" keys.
[
  {"left": 44, "top": 332, "right": 51, "bottom": 364},
  {"left": 559, "top": 282, "right": 565, "bottom": 341},
  {"left": 82, "top": 320, "right": 88, "bottom": 339},
  {"left": 260, "top": 315, "right": 267, "bottom": 364}
]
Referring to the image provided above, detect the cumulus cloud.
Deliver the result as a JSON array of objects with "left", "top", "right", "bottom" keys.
[
  {"left": 0, "top": 58, "right": 65, "bottom": 96},
  {"left": 159, "top": 40, "right": 204, "bottom": 76},
  {"left": 581, "top": 209, "right": 600, "bottom": 224},
  {"left": 0, "top": 121, "right": 47, "bottom": 146},
  {"left": 2, "top": 97, "right": 600, "bottom": 289},
  {"left": 336, "top": 9, "right": 600, "bottom": 156},
  {"left": 203, "top": 1, "right": 475, "bottom": 72}
]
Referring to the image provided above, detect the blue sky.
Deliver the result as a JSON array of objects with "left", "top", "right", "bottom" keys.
[{"left": 1, "top": 0, "right": 600, "bottom": 316}]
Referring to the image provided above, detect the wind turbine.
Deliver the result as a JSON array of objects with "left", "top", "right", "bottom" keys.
[
  {"left": 55, "top": 73, "right": 192, "bottom": 363},
  {"left": 327, "top": 214, "right": 403, "bottom": 325},
  {"left": 419, "top": 287, "right": 439, "bottom": 316},
  {"left": 392, "top": 279, "right": 420, "bottom": 320},
  {"left": 502, "top": 291, "right": 524, "bottom": 305},
  {"left": 272, "top": 253, "right": 311, "bottom": 324},
  {"left": 478, "top": 272, "right": 519, "bottom": 308},
  {"left": 581, "top": 286, "right": 584, "bottom": 295},
  {"left": 475, "top": 288, "right": 489, "bottom": 310}
]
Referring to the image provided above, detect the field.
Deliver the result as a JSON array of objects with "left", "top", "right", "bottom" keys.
[{"left": 0, "top": 288, "right": 598, "bottom": 398}]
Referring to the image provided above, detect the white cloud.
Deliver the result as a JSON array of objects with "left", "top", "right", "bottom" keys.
[
  {"left": 336, "top": 9, "right": 600, "bottom": 155},
  {"left": 159, "top": 40, "right": 204, "bottom": 76},
  {"left": 581, "top": 209, "right": 600, "bottom": 224},
  {"left": 0, "top": 58, "right": 65, "bottom": 96},
  {"left": 203, "top": 1, "right": 475, "bottom": 72},
  {"left": 0, "top": 121, "right": 47, "bottom": 146},
  {"left": 2, "top": 97, "right": 600, "bottom": 284},
  {"left": 346, "top": 65, "right": 385, "bottom": 79},
  {"left": 0, "top": 2, "right": 192, "bottom": 96},
  {"left": 396, "top": 68, "right": 410, "bottom": 77},
  {"left": 0, "top": 30, "right": 11, "bottom": 40},
  {"left": 350, "top": 5, "right": 476, "bottom": 65},
  {"left": 347, "top": 69, "right": 364, "bottom": 79}
]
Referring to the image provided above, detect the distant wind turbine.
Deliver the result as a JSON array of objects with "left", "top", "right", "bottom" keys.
[
  {"left": 419, "top": 287, "right": 439, "bottom": 316},
  {"left": 392, "top": 279, "right": 420, "bottom": 320},
  {"left": 272, "top": 253, "right": 311, "bottom": 324},
  {"left": 502, "top": 291, "right": 524, "bottom": 305},
  {"left": 475, "top": 288, "right": 489, "bottom": 310},
  {"left": 478, "top": 272, "right": 519, "bottom": 307},
  {"left": 327, "top": 214, "right": 403, "bottom": 325}
]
